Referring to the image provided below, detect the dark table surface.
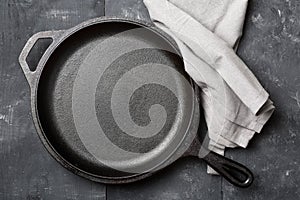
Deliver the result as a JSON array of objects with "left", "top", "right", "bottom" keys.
[{"left": 0, "top": 0, "right": 299, "bottom": 199}]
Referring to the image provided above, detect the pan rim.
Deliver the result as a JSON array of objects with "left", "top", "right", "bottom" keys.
[{"left": 29, "top": 17, "right": 199, "bottom": 184}]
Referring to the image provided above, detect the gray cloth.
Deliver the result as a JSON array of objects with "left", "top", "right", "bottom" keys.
[{"left": 143, "top": 0, "right": 275, "bottom": 174}]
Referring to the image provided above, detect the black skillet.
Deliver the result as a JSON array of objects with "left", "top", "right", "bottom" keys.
[{"left": 19, "top": 17, "right": 253, "bottom": 187}]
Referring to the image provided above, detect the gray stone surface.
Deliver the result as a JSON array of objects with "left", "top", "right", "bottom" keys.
[
  {"left": 222, "top": 0, "right": 300, "bottom": 199},
  {"left": 105, "top": 0, "right": 151, "bottom": 22},
  {"left": 0, "top": 0, "right": 106, "bottom": 199},
  {"left": 0, "top": 0, "right": 299, "bottom": 199}
]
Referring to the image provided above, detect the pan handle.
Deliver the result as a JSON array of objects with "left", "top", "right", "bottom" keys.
[
  {"left": 201, "top": 151, "right": 254, "bottom": 188},
  {"left": 19, "top": 30, "right": 64, "bottom": 88}
]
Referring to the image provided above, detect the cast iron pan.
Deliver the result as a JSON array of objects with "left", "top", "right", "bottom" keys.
[{"left": 19, "top": 17, "right": 253, "bottom": 187}]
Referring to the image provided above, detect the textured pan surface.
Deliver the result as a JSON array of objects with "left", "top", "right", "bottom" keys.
[{"left": 35, "top": 20, "right": 199, "bottom": 181}]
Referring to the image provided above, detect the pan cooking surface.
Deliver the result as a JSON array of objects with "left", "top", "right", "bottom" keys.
[{"left": 36, "top": 22, "right": 199, "bottom": 179}]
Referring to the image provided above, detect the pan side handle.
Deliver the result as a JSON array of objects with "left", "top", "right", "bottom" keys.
[{"left": 19, "top": 31, "right": 64, "bottom": 88}]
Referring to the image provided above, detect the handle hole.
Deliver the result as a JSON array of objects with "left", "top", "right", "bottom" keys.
[
  {"left": 26, "top": 38, "right": 53, "bottom": 72},
  {"left": 223, "top": 164, "right": 248, "bottom": 182}
]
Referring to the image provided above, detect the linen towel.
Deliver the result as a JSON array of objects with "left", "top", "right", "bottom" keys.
[{"left": 143, "top": 0, "right": 275, "bottom": 174}]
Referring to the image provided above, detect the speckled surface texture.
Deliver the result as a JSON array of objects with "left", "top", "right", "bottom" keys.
[
  {"left": 0, "top": 1, "right": 106, "bottom": 199},
  {"left": 0, "top": 0, "right": 299, "bottom": 199}
]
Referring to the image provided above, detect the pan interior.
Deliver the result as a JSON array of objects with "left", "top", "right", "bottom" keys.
[{"left": 37, "top": 21, "right": 197, "bottom": 179}]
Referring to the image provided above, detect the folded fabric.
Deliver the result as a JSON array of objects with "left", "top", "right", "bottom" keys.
[{"left": 143, "top": 0, "right": 275, "bottom": 174}]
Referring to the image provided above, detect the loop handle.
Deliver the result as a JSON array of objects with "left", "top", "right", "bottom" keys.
[{"left": 19, "top": 30, "right": 64, "bottom": 87}]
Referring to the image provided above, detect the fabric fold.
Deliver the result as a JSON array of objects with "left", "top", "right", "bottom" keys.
[{"left": 143, "top": 0, "right": 275, "bottom": 174}]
